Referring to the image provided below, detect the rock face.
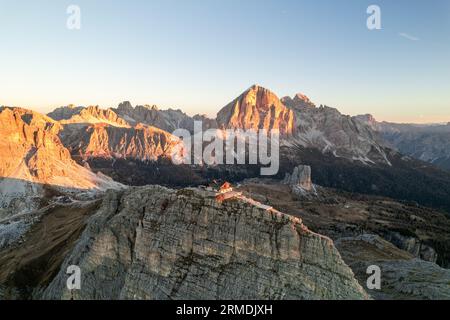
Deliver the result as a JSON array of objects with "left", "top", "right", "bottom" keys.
[
  {"left": 60, "top": 123, "right": 182, "bottom": 161},
  {"left": 354, "top": 114, "right": 450, "bottom": 171},
  {"left": 47, "top": 105, "right": 84, "bottom": 121},
  {"left": 41, "top": 186, "right": 368, "bottom": 300},
  {"left": 290, "top": 105, "right": 390, "bottom": 165},
  {"left": 0, "top": 107, "right": 122, "bottom": 215},
  {"left": 217, "top": 85, "right": 295, "bottom": 136},
  {"left": 283, "top": 165, "right": 313, "bottom": 192},
  {"left": 192, "top": 114, "right": 218, "bottom": 132},
  {"left": 114, "top": 101, "right": 203, "bottom": 133},
  {"left": 281, "top": 93, "right": 316, "bottom": 110},
  {"left": 216, "top": 85, "right": 389, "bottom": 165},
  {"left": 336, "top": 234, "right": 450, "bottom": 300},
  {"left": 382, "top": 232, "right": 438, "bottom": 263}
]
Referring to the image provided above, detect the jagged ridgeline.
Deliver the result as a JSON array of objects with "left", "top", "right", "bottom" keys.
[
  {"left": 3, "top": 85, "right": 450, "bottom": 212},
  {"left": 2, "top": 85, "right": 450, "bottom": 300}
]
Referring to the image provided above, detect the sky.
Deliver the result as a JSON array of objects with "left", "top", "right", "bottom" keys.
[{"left": 0, "top": 0, "right": 449, "bottom": 123}]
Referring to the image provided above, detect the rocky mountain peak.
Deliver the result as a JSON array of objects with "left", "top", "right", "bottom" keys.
[
  {"left": 60, "top": 122, "right": 182, "bottom": 162},
  {"left": 117, "top": 101, "right": 134, "bottom": 112},
  {"left": 114, "top": 103, "right": 198, "bottom": 133},
  {"left": 2, "top": 107, "right": 61, "bottom": 134},
  {"left": 283, "top": 165, "right": 313, "bottom": 192},
  {"left": 216, "top": 85, "right": 295, "bottom": 136},
  {"left": 39, "top": 185, "right": 368, "bottom": 300}
]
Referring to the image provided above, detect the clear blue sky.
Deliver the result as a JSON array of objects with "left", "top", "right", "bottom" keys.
[{"left": 1, "top": 0, "right": 449, "bottom": 122}]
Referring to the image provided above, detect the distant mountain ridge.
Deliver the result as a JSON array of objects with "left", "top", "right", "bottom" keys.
[
  {"left": 68, "top": 86, "right": 389, "bottom": 166},
  {"left": 355, "top": 114, "right": 450, "bottom": 171},
  {"left": 217, "top": 85, "right": 390, "bottom": 165},
  {"left": 21, "top": 85, "right": 448, "bottom": 177},
  {"left": 42, "top": 85, "right": 392, "bottom": 166}
]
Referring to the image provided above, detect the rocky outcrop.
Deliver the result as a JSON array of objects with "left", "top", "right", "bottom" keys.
[
  {"left": 283, "top": 165, "right": 313, "bottom": 192},
  {"left": 352, "top": 114, "right": 379, "bottom": 131},
  {"left": 354, "top": 114, "right": 450, "bottom": 171},
  {"left": 336, "top": 234, "right": 450, "bottom": 300},
  {"left": 44, "top": 86, "right": 392, "bottom": 167},
  {"left": 0, "top": 107, "right": 122, "bottom": 215},
  {"left": 237, "top": 180, "right": 450, "bottom": 269},
  {"left": 114, "top": 101, "right": 199, "bottom": 133},
  {"left": 41, "top": 186, "right": 368, "bottom": 300},
  {"left": 290, "top": 105, "right": 390, "bottom": 165},
  {"left": 217, "top": 85, "right": 295, "bottom": 136},
  {"left": 192, "top": 114, "right": 218, "bottom": 132},
  {"left": 216, "top": 85, "right": 389, "bottom": 165},
  {"left": 281, "top": 93, "right": 316, "bottom": 110}
]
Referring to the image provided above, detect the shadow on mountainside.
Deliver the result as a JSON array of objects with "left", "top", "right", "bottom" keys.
[{"left": 280, "top": 145, "right": 450, "bottom": 215}]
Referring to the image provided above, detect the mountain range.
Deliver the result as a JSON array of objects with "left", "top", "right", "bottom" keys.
[
  {"left": 0, "top": 107, "right": 122, "bottom": 217},
  {"left": 2, "top": 85, "right": 450, "bottom": 212},
  {"left": 2, "top": 85, "right": 450, "bottom": 300}
]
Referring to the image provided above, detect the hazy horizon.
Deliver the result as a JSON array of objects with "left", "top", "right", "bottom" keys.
[{"left": 1, "top": 0, "right": 449, "bottom": 124}]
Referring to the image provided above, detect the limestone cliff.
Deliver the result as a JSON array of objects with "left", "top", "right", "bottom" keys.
[
  {"left": 283, "top": 165, "right": 313, "bottom": 191},
  {"left": 41, "top": 186, "right": 368, "bottom": 300},
  {"left": 58, "top": 105, "right": 130, "bottom": 128},
  {"left": 47, "top": 105, "right": 84, "bottom": 121},
  {"left": 354, "top": 114, "right": 450, "bottom": 171}
]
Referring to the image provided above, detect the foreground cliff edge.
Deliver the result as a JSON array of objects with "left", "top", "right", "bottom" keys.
[{"left": 0, "top": 186, "right": 368, "bottom": 300}]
